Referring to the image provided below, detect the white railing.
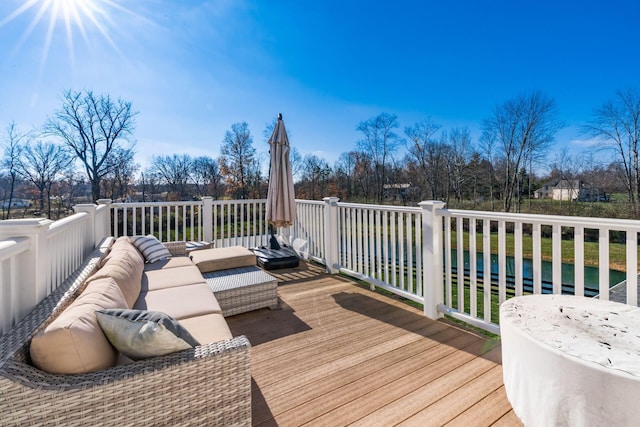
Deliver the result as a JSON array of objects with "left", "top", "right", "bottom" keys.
[
  {"left": 110, "top": 200, "right": 205, "bottom": 242},
  {"left": 0, "top": 237, "right": 30, "bottom": 335},
  {"left": 0, "top": 209, "right": 101, "bottom": 335},
  {"left": 291, "top": 199, "right": 326, "bottom": 263},
  {"left": 47, "top": 213, "right": 89, "bottom": 296},
  {"left": 109, "top": 198, "right": 272, "bottom": 249},
  {"left": 211, "top": 199, "right": 268, "bottom": 248},
  {"left": 108, "top": 198, "right": 329, "bottom": 263},
  {"left": 336, "top": 202, "right": 425, "bottom": 304},
  {"left": 2, "top": 197, "right": 640, "bottom": 337},
  {"left": 438, "top": 209, "right": 640, "bottom": 334}
]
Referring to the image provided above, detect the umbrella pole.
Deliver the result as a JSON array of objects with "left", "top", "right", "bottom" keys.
[{"left": 269, "top": 223, "right": 282, "bottom": 250}]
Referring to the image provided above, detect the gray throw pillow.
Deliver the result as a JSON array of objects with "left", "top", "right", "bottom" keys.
[
  {"left": 95, "top": 309, "right": 200, "bottom": 360},
  {"left": 130, "top": 235, "right": 172, "bottom": 263}
]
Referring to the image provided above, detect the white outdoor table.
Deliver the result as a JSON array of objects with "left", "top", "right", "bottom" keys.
[{"left": 500, "top": 294, "right": 640, "bottom": 427}]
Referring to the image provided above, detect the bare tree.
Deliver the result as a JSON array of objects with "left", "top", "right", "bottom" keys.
[
  {"left": 446, "top": 127, "right": 473, "bottom": 203},
  {"left": 289, "top": 147, "right": 303, "bottom": 181},
  {"left": 192, "top": 156, "right": 223, "bottom": 199},
  {"left": 334, "top": 151, "right": 358, "bottom": 200},
  {"left": 1, "top": 122, "right": 25, "bottom": 219},
  {"left": 150, "top": 154, "right": 193, "bottom": 200},
  {"left": 139, "top": 171, "right": 162, "bottom": 202},
  {"left": 353, "top": 150, "right": 375, "bottom": 202},
  {"left": 357, "top": 113, "right": 400, "bottom": 203},
  {"left": 18, "top": 140, "right": 71, "bottom": 218},
  {"left": 57, "top": 170, "right": 85, "bottom": 215},
  {"left": 583, "top": 87, "right": 640, "bottom": 211},
  {"left": 44, "top": 90, "right": 137, "bottom": 201},
  {"left": 102, "top": 147, "right": 139, "bottom": 201},
  {"left": 220, "top": 122, "right": 256, "bottom": 199},
  {"left": 297, "top": 154, "right": 331, "bottom": 200},
  {"left": 405, "top": 118, "right": 446, "bottom": 199},
  {"left": 481, "top": 91, "right": 563, "bottom": 212}
]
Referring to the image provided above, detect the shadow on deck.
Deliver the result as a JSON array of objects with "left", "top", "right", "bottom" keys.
[{"left": 226, "top": 262, "right": 522, "bottom": 426}]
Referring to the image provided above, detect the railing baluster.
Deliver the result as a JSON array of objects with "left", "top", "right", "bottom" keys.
[
  {"left": 515, "top": 222, "right": 523, "bottom": 297},
  {"left": 457, "top": 217, "right": 464, "bottom": 312},
  {"left": 398, "top": 212, "right": 405, "bottom": 291},
  {"left": 358, "top": 209, "right": 363, "bottom": 274},
  {"left": 599, "top": 228, "right": 610, "bottom": 300},
  {"left": 483, "top": 219, "right": 491, "bottom": 323},
  {"left": 626, "top": 229, "right": 638, "bottom": 306},
  {"left": 369, "top": 209, "right": 375, "bottom": 278},
  {"left": 552, "top": 224, "right": 562, "bottom": 294},
  {"left": 498, "top": 220, "right": 506, "bottom": 304},
  {"left": 533, "top": 223, "right": 542, "bottom": 294},
  {"left": 415, "top": 213, "right": 422, "bottom": 298},
  {"left": 469, "top": 218, "right": 477, "bottom": 318},
  {"left": 142, "top": 206, "right": 147, "bottom": 236},
  {"left": 407, "top": 212, "right": 414, "bottom": 295},
  {"left": 132, "top": 207, "right": 137, "bottom": 236},
  {"left": 575, "top": 226, "right": 585, "bottom": 297},
  {"left": 445, "top": 216, "right": 452, "bottom": 307},
  {"left": 123, "top": 207, "right": 128, "bottom": 238},
  {"left": 383, "top": 211, "right": 389, "bottom": 284},
  {"left": 390, "top": 212, "right": 397, "bottom": 287}
]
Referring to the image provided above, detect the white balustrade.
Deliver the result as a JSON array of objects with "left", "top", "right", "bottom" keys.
[{"left": 2, "top": 198, "right": 640, "bottom": 337}]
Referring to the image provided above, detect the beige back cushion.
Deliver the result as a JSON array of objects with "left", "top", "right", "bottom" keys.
[
  {"left": 30, "top": 277, "right": 128, "bottom": 374},
  {"left": 190, "top": 246, "right": 256, "bottom": 273},
  {"left": 87, "top": 237, "right": 144, "bottom": 307}
]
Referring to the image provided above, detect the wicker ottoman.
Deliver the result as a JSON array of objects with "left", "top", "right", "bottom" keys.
[{"left": 203, "top": 266, "right": 278, "bottom": 316}]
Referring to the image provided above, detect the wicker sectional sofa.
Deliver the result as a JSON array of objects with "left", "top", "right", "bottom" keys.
[{"left": 0, "top": 237, "right": 252, "bottom": 427}]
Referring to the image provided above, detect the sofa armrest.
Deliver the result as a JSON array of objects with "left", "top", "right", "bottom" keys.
[
  {"left": 163, "top": 241, "right": 187, "bottom": 256},
  {"left": 0, "top": 336, "right": 251, "bottom": 426}
]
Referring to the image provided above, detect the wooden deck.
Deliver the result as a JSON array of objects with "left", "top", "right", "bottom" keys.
[{"left": 226, "top": 261, "right": 522, "bottom": 426}]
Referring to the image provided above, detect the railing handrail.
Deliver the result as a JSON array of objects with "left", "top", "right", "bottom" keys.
[
  {"left": 110, "top": 200, "right": 204, "bottom": 208},
  {"left": 444, "top": 208, "right": 640, "bottom": 229},
  {"left": 337, "top": 201, "right": 421, "bottom": 213},
  {"left": 47, "top": 212, "right": 87, "bottom": 235}
]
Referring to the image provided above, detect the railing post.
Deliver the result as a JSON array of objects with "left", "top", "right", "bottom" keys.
[
  {"left": 323, "top": 197, "right": 340, "bottom": 274},
  {"left": 420, "top": 200, "right": 446, "bottom": 319},
  {"left": 202, "top": 196, "right": 213, "bottom": 242},
  {"left": 73, "top": 203, "right": 98, "bottom": 252},
  {"left": 97, "top": 199, "right": 112, "bottom": 239},
  {"left": 0, "top": 219, "right": 53, "bottom": 320}
]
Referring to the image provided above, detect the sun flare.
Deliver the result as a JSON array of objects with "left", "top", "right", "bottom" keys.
[{"left": 0, "top": 0, "right": 130, "bottom": 69}]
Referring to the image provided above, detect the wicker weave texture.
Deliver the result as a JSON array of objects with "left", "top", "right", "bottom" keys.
[
  {"left": 203, "top": 266, "right": 278, "bottom": 317},
  {"left": 163, "top": 240, "right": 187, "bottom": 256},
  {"left": 0, "top": 238, "right": 252, "bottom": 427}
]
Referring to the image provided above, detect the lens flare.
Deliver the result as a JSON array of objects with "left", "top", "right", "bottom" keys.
[{"left": 0, "top": 0, "right": 136, "bottom": 69}]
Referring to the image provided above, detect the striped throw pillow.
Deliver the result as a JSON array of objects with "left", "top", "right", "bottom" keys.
[{"left": 130, "top": 235, "right": 171, "bottom": 263}]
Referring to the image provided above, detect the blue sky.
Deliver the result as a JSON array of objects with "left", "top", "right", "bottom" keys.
[{"left": 0, "top": 0, "right": 637, "bottom": 172}]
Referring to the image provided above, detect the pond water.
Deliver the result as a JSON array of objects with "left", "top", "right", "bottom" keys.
[{"left": 450, "top": 249, "right": 626, "bottom": 296}]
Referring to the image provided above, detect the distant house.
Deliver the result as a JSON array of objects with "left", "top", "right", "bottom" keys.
[
  {"left": 534, "top": 180, "right": 593, "bottom": 201},
  {"left": 383, "top": 183, "right": 411, "bottom": 202},
  {"left": 1, "top": 199, "right": 31, "bottom": 209}
]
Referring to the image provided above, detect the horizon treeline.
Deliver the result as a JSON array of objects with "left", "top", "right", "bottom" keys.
[{"left": 1, "top": 88, "right": 639, "bottom": 220}]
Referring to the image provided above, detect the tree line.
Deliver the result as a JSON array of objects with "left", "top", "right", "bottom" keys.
[{"left": 1, "top": 88, "right": 639, "bottom": 220}]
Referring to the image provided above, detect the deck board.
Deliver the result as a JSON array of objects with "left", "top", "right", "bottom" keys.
[{"left": 226, "top": 261, "right": 522, "bottom": 426}]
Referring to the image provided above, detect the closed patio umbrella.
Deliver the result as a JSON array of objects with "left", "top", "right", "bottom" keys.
[{"left": 266, "top": 113, "right": 296, "bottom": 249}]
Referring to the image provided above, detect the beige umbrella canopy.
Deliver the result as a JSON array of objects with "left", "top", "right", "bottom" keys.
[{"left": 266, "top": 113, "right": 297, "bottom": 248}]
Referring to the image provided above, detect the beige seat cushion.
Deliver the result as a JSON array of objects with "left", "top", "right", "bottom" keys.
[
  {"left": 141, "top": 265, "right": 206, "bottom": 292},
  {"left": 30, "top": 277, "right": 128, "bottom": 374},
  {"left": 143, "top": 256, "right": 194, "bottom": 272},
  {"left": 178, "top": 313, "right": 233, "bottom": 344},
  {"left": 134, "top": 283, "right": 222, "bottom": 318},
  {"left": 88, "top": 236, "right": 144, "bottom": 307},
  {"left": 190, "top": 246, "right": 256, "bottom": 273}
]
